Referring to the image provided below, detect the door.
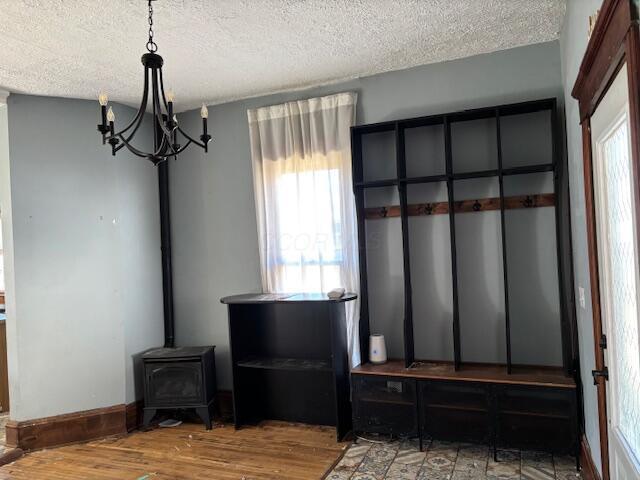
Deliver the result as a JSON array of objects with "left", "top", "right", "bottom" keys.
[{"left": 591, "top": 63, "right": 640, "bottom": 479}]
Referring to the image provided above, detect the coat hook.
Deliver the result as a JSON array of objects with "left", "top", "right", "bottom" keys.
[
  {"left": 472, "top": 200, "right": 481, "bottom": 212},
  {"left": 522, "top": 195, "right": 534, "bottom": 208},
  {"left": 421, "top": 203, "right": 434, "bottom": 215}
]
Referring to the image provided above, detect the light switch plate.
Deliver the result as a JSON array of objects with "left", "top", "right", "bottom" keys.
[{"left": 578, "top": 286, "right": 586, "bottom": 309}]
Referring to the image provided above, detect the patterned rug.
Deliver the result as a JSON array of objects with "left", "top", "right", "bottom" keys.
[
  {"left": 0, "top": 413, "right": 8, "bottom": 454},
  {"left": 325, "top": 438, "right": 582, "bottom": 480}
]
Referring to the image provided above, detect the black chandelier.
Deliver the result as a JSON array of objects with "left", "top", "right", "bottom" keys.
[{"left": 97, "top": 0, "right": 211, "bottom": 165}]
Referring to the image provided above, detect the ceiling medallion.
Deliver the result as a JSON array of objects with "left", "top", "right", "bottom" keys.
[{"left": 97, "top": 0, "right": 211, "bottom": 165}]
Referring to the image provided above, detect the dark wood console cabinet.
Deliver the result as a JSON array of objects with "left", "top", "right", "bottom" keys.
[
  {"left": 352, "top": 361, "right": 579, "bottom": 459},
  {"left": 221, "top": 293, "right": 357, "bottom": 441}
]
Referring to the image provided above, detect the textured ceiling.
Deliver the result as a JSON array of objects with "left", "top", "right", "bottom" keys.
[{"left": 1, "top": 0, "right": 565, "bottom": 112}]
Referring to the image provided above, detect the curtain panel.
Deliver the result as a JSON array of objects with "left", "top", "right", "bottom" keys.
[{"left": 248, "top": 92, "right": 360, "bottom": 366}]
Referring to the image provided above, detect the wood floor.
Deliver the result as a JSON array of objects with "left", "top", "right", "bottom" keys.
[{"left": 0, "top": 421, "right": 348, "bottom": 479}]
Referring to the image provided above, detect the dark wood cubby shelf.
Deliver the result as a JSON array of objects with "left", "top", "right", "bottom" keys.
[
  {"left": 351, "top": 97, "right": 576, "bottom": 374},
  {"left": 350, "top": 98, "right": 580, "bottom": 463},
  {"left": 236, "top": 357, "right": 332, "bottom": 372}
]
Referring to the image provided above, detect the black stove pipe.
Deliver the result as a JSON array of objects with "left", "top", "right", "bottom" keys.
[{"left": 155, "top": 120, "right": 175, "bottom": 348}]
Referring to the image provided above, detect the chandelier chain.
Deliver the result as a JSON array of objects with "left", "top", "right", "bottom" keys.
[{"left": 146, "top": 0, "right": 157, "bottom": 53}]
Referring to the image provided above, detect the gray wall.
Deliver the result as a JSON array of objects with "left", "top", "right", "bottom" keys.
[
  {"left": 560, "top": 0, "right": 604, "bottom": 474},
  {"left": 360, "top": 115, "right": 562, "bottom": 365},
  {"left": 1, "top": 95, "right": 163, "bottom": 420},
  {"left": 172, "top": 41, "right": 565, "bottom": 389}
]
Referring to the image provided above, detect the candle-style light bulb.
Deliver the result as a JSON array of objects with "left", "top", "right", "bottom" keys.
[
  {"left": 200, "top": 103, "right": 210, "bottom": 152},
  {"left": 97, "top": 92, "right": 109, "bottom": 140},
  {"left": 107, "top": 107, "right": 115, "bottom": 122},
  {"left": 166, "top": 90, "right": 175, "bottom": 121}
]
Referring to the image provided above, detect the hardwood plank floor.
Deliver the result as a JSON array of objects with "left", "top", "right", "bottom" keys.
[{"left": 0, "top": 421, "right": 348, "bottom": 479}]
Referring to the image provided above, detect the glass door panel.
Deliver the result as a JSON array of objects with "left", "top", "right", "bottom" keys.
[{"left": 592, "top": 63, "right": 640, "bottom": 477}]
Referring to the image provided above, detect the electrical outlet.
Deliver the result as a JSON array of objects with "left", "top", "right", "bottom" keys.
[{"left": 578, "top": 286, "right": 586, "bottom": 309}]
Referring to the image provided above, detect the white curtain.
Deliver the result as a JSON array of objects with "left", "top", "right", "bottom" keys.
[{"left": 248, "top": 92, "right": 360, "bottom": 366}]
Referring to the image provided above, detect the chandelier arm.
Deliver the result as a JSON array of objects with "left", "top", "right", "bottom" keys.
[
  {"left": 114, "top": 141, "right": 127, "bottom": 154},
  {"left": 176, "top": 125, "right": 207, "bottom": 149},
  {"left": 113, "top": 96, "right": 151, "bottom": 154},
  {"left": 153, "top": 112, "right": 174, "bottom": 142},
  {"left": 159, "top": 68, "right": 170, "bottom": 111},
  {"left": 115, "top": 124, "right": 168, "bottom": 158},
  {"left": 118, "top": 131, "right": 168, "bottom": 160},
  {"left": 111, "top": 112, "right": 145, "bottom": 151},
  {"left": 164, "top": 137, "right": 179, "bottom": 156},
  {"left": 156, "top": 139, "right": 193, "bottom": 159},
  {"left": 151, "top": 68, "right": 176, "bottom": 141},
  {"left": 157, "top": 70, "right": 190, "bottom": 156},
  {"left": 113, "top": 107, "right": 150, "bottom": 154},
  {"left": 115, "top": 134, "right": 151, "bottom": 158},
  {"left": 153, "top": 69, "right": 206, "bottom": 150},
  {"left": 111, "top": 67, "right": 150, "bottom": 139},
  {"left": 152, "top": 132, "right": 171, "bottom": 157}
]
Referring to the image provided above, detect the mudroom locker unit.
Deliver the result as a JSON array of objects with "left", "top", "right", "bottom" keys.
[{"left": 349, "top": 98, "right": 580, "bottom": 461}]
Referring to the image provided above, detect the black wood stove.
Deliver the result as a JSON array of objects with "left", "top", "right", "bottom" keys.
[{"left": 142, "top": 346, "right": 216, "bottom": 429}]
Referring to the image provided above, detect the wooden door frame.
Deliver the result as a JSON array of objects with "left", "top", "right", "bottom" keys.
[{"left": 572, "top": 1, "right": 640, "bottom": 479}]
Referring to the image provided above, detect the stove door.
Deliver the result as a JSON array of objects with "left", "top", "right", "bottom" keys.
[{"left": 144, "top": 360, "right": 204, "bottom": 407}]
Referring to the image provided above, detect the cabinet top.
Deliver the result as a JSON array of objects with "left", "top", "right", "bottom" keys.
[
  {"left": 220, "top": 292, "right": 357, "bottom": 304},
  {"left": 142, "top": 346, "right": 214, "bottom": 359}
]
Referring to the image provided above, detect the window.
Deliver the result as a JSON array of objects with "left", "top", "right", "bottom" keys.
[
  {"left": 248, "top": 92, "right": 360, "bottom": 365},
  {"left": 273, "top": 167, "right": 343, "bottom": 293}
]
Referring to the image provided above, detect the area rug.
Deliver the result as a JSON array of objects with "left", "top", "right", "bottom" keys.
[{"left": 325, "top": 437, "right": 582, "bottom": 480}]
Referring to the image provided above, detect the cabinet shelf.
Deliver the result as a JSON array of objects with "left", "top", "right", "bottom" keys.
[
  {"left": 425, "top": 403, "right": 487, "bottom": 413},
  {"left": 359, "top": 397, "right": 415, "bottom": 406},
  {"left": 500, "top": 409, "right": 570, "bottom": 420},
  {"left": 355, "top": 178, "right": 398, "bottom": 188},
  {"left": 401, "top": 174, "right": 448, "bottom": 185},
  {"left": 236, "top": 357, "right": 332, "bottom": 372},
  {"left": 502, "top": 163, "right": 554, "bottom": 176},
  {"left": 357, "top": 164, "right": 555, "bottom": 188},
  {"left": 452, "top": 169, "right": 499, "bottom": 180},
  {"left": 352, "top": 360, "right": 576, "bottom": 389}
]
